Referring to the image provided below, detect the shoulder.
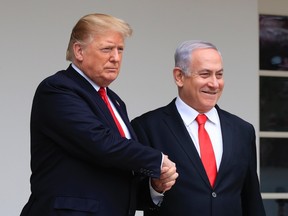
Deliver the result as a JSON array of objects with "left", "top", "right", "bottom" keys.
[
  {"left": 40, "top": 65, "right": 80, "bottom": 85},
  {"left": 35, "top": 70, "right": 66, "bottom": 93},
  {"left": 37, "top": 65, "right": 92, "bottom": 93},
  {"left": 132, "top": 99, "right": 176, "bottom": 122},
  {"left": 216, "top": 105, "right": 254, "bottom": 130}
]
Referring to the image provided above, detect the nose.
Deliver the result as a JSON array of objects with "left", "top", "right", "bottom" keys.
[
  {"left": 208, "top": 75, "right": 220, "bottom": 88},
  {"left": 110, "top": 49, "right": 120, "bottom": 62}
]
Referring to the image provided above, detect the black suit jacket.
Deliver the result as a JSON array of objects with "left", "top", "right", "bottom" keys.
[
  {"left": 20, "top": 65, "right": 162, "bottom": 216},
  {"left": 131, "top": 99, "right": 266, "bottom": 216}
]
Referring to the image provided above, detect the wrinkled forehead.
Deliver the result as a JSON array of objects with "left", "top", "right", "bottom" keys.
[{"left": 191, "top": 48, "right": 223, "bottom": 66}]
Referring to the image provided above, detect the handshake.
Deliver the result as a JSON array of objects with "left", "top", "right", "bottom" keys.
[{"left": 152, "top": 155, "right": 179, "bottom": 193}]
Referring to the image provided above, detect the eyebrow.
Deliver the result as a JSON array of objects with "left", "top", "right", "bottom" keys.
[{"left": 198, "top": 68, "right": 224, "bottom": 73}]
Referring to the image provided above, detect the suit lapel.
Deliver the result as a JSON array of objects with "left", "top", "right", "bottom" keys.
[
  {"left": 106, "top": 88, "right": 137, "bottom": 140},
  {"left": 64, "top": 65, "right": 121, "bottom": 132},
  {"left": 163, "top": 100, "right": 212, "bottom": 187},
  {"left": 213, "top": 106, "right": 234, "bottom": 188}
]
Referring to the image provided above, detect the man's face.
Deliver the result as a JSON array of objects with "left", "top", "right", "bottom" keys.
[
  {"left": 175, "top": 48, "right": 224, "bottom": 113},
  {"left": 74, "top": 31, "right": 125, "bottom": 87}
]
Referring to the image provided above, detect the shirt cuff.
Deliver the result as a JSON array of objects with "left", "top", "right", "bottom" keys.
[{"left": 149, "top": 178, "right": 164, "bottom": 206}]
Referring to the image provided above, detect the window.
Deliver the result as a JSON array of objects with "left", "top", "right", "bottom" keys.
[{"left": 259, "top": 14, "right": 288, "bottom": 216}]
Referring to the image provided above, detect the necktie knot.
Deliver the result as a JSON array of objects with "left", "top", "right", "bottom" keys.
[
  {"left": 196, "top": 114, "right": 207, "bottom": 125},
  {"left": 98, "top": 87, "right": 106, "bottom": 99}
]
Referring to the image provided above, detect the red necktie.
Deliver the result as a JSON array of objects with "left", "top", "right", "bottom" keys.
[
  {"left": 196, "top": 114, "right": 217, "bottom": 187},
  {"left": 98, "top": 87, "right": 125, "bottom": 137}
]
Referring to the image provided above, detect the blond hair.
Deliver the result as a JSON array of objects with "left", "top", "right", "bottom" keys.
[{"left": 66, "top": 13, "right": 133, "bottom": 61}]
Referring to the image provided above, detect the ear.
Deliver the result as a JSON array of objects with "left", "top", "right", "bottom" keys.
[
  {"left": 173, "top": 67, "right": 184, "bottom": 87},
  {"left": 73, "top": 43, "right": 84, "bottom": 61}
]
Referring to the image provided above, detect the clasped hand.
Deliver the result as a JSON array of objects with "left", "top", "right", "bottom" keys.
[{"left": 151, "top": 155, "right": 178, "bottom": 193}]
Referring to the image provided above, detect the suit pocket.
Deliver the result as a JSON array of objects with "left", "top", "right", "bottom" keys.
[{"left": 54, "top": 196, "right": 99, "bottom": 213}]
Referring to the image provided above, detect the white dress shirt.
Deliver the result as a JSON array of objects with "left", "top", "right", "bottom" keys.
[
  {"left": 150, "top": 97, "right": 224, "bottom": 205},
  {"left": 175, "top": 96, "right": 223, "bottom": 170}
]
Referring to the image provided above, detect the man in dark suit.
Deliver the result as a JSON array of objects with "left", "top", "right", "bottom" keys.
[
  {"left": 131, "top": 40, "right": 266, "bottom": 216},
  {"left": 20, "top": 13, "right": 178, "bottom": 216}
]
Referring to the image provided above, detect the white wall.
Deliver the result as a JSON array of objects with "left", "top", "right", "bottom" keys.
[{"left": 0, "top": 0, "right": 258, "bottom": 215}]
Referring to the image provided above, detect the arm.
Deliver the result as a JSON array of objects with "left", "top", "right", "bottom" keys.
[
  {"left": 131, "top": 116, "right": 178, "bottom": 211},
  {"left": 31, "top": 76, "right": 162, "bottom": 177}
]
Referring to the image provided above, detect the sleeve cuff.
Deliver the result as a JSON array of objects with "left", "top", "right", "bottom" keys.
[{"left": 149, "top": 178, "right": 164, "bottom": 206}]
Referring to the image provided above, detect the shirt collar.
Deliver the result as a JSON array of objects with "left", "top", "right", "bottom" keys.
[
  {"left": 175, "top": 96, "right": 218, "bottom": 126},
  {"left": 71, "top": 63, "right": 101, "bottom": 91}
]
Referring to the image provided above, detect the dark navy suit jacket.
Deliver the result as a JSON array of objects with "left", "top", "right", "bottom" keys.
[
  {"left": 20, "top": 65, "right": 162, "bottom": 216},
  {"left": 131, "top": 99, "right": 266, "bottom": 216}
]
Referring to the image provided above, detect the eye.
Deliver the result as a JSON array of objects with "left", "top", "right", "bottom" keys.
[
  {"left": 216, "top": 72, "right": 223, "bottom": 79},
  {"left": 199, "top": 72, "right": 210, "bottom": 78},
  {"left": 100, "top": 47, "right": 113, "bottom": 53},
  {"left": 117, "top": 47, "right": 124, "bottom": 53}
]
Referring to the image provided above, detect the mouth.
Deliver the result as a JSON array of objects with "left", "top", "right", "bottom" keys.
[
  {"left": 202, "top": 90, "right": 217, "bottom": 95},
  {"left": 106, "top": 68, "right": 118, "bottom": 72}
]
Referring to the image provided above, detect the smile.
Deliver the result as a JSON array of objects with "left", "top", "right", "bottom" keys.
[{"left": 203, "top": 91, "right": 217, "bottom": 95}]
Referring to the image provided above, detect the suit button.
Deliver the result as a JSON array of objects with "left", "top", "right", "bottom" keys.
[{"left": 212, "top": 192, "right": 217, "bottom": 198}]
